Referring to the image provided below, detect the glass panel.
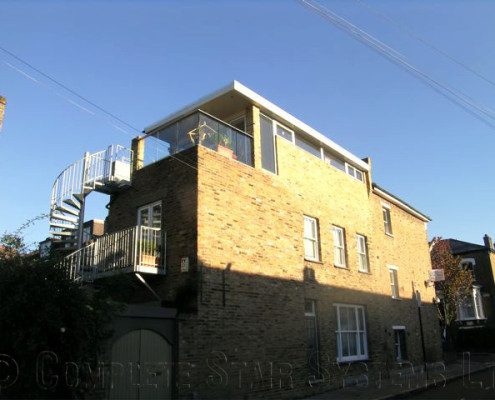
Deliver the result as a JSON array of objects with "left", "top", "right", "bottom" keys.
[
  {"left": 304, "top": 217, "right": 316, "bottom": 239},
  {"left": 349, "top": 332, "right": 357, "bottom": 356},
  {"left": 359, "top": 333, "right": 365, "bottom": 355},
  {"left": 304, "top": 239, "right": 316, "bottom": 259},
  {"left": 155, "top": 123, "right": 177, "bottom": 156},
  {"left": 295, "top": 135, "right": 321, "bottom": 158},
  {"left": 340, "top": 307, "right": 349, "bottom": 330},
  {"left": 139, "top": 208, "right": 149, "bottom": 227},
  {"left": 276, "top": 124, "right": 293, "bottom": 141},
  {"left": 177, "top": 113, "right": 199, "bottom": 152},
  {"left": 260, "top": 114, "right": 276, "bottom": 173},
  {"left": 325, "top": 153, "right": 346, "bottom": 171},
  {"left": 230, "top": 116, "right": 245, "bottom": 131},
  {"left": 152, "top": 204, "right": 161, "bottom": 229},
  {"left": 198, "top": 114, "right": 219, "bottom": 150},
  {"left": 348, "top": 307, "right": 357, "bottom": 330},
  {"left": 358, "top": 308, "right": 364, "bottom": 330},
  {"left": 355, "top": 170, "right": 364, "bottom": 181},
  {"left": 342, "top": 333, "right": 350, "bottom": 357}
]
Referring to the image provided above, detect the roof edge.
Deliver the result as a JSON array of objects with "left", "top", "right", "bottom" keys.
[
  {"left": 144, "top": 80, "right": 369, "bottom": 171},
  {"left": 373, "top": 183, "right": 431, "bottom": 222}
]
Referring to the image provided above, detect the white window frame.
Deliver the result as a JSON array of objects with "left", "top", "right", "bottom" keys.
[
  {"left": 332, "top": 226, "right": 346, "bottom": 268},
  {"left": 393, "top": 327, "right": 407, "bottom": 361},
  {"left": 334, "top": 304, "right": 368, "bottom": 362},
  {"left": 274, "top": 120, "right": 295, "bottom": 143},
  {"left": 458, "top": 286, "right": 485, "bottom": 321},
  {"left": 137, "top": 201, "right": 162, "bottom": 228},
  {"left": 357, "top": 234, "right": 369, "bottom": 272},
  {"left": 304, "top": 216, "right": 320, "bottom": 262},
  {"left": 346, "top": 164, "right": 364, "bottom": 182},
  {"left": 382, "top": 204, "right": 393, "bottom": 236},
  {"left": 388, "top": 265, "right": 400, "bottom": 299}
]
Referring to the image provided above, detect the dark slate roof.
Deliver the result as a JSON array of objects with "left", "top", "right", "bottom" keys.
[{"left": 447, "top": 239, "right": 487, "bottom": 254}]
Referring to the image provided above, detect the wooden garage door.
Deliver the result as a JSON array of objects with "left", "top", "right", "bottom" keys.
[{"left": 110, "top": 329, "right": 172, "bottom": 399}]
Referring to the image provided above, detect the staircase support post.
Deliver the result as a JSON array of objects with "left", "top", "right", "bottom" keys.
[{"left": 76, "top": 152, "right": 90, "bottom": 251}]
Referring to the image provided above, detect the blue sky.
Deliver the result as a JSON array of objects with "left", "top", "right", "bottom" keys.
[{"left": 1, "top": 0, "right": 494, "bottom": 248}]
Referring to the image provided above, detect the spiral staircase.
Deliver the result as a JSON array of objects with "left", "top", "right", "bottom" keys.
[{"left": 49, "top": 144, "right": 133, "bottom": 251}]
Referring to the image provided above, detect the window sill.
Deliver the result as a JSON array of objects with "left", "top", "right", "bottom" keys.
[
  {"left": 334, "top": 264, "right": 348, "bottom": 269},
  {"left": 385, "top": 232, "right": 394, "bottom": 238},
  {"left": 391, "top": 296, "right": 402, "bottom": 301},
  {"left": 305, "top": 258, "right": 323, "bottom": 265},
  {"left": 358, "top": 269, "right": 371, "bottom": 275},
  {"left": 336, "top": 357, "right": 369, "bottom": 365}
]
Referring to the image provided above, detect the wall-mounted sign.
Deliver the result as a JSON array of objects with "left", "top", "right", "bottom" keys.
[{"left": 429, "top": 269, "right": 445, "bottom": 282}]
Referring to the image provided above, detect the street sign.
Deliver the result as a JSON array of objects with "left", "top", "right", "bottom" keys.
[{"left": 429, "top": 269, "right": 445, "bottom": 282}]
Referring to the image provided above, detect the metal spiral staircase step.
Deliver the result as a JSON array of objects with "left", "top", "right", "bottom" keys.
[
  {"left": 49, "top": 222, "right": 77, "bottom": 230},
  {"left": 63, "top": 197, "right": 81, "bottom": 210},
  {"left": 50, "top": 212, "right": 79, "bottom": 223},
  {"left": 55, "top": 204, "right": 80, "bottom": 216}
]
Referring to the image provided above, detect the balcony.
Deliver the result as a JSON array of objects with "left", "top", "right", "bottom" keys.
[
  {"left": 142, "top": 110, "right": 253, "bottom": 167},
  {"left": 59, "top": 226, "right": 165, "bottom": 281}
]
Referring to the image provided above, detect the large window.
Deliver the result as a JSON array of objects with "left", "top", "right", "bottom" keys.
[
  {"left": 260, "top": 114, "right": 277, "bottom": 173},
  {"left": 295, "top": 134, "right": 321, "bottom": 158},
  {"left": 357, "top": 234, "right": 369, "bottom": 272},
  {"left": 332, "top": 226, "right": 346, "bottom": 268},
  {"left": 458, "top": 286, "right": 485, "bottom": 321},
  {"left": 304, "top": 216, "right": 320, "bottom": 261},
  {"left": 382, "top": 205, "right": 393, "bottom": 236},
  {"left": 335, "top": 304, "right": 368, "bottom": 362},
  {"left": 388, "top": 266, "right": 400, "bottom": 299},
  {"left": 137, "top": 201, "right": 162, "bottom": 229},
  {"left": 305, "top": 300, "right": 321, "bottom": 381},
  {"left": 393, "top": 327, "right": 408, "bottom": 361}
]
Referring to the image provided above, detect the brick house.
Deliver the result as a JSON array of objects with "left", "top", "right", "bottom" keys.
[
  {"left": 432, "top": 235, "right": 495, "bottom": 330},
  {"left": 50, "top": 81, "right": 442, "bottom": 399}
]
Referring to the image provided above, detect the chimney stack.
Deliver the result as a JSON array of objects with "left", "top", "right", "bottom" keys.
[
  {"left": 0, "top": 96, "right": 6, "bottom": 132},
  {"left": 483, "top": 234, "right": 493, "bottom": 250}
]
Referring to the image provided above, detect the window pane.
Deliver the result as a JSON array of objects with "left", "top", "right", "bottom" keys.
[
  {"left": 342, "top": 333, "right": 350, "bottom": 357},
  {"left": 152, "top": 204, "right": 161, "bottom": 228},
  {"left": 260, "top": 115, "right": 276, "bottom": 173},
  {"left": 276, "top": 124, "right": 293, "bottom": 141},
  {"left": 340, "top": 307, "right": 349, "bottom": 330},
  {"left": 177, "top": 113, "right": 199, "bottom": 152},
  {"left": 304, "top": 240, "right": 316, "bottom": 259},
  {"left": 304, "top": 217, "right": 316, "bottom": 239},
  {"left": 348, "top": 308, "right": 357, "bottom": 330},
  {"left": 359, "top": 333, "right": 365, "bottom": 355},
  {"left": 139, "top": 208, "right": 149, "bottom": 226},
  {"left": 355, "top": 170, "right": 364, "bottom": 181},
  {"left": 349, "top": 332, "right": 357, "bottom": 356},
  {"left": 295, "top": 135, "right": 321, "bottom": 158},
  {"left": 325, "top": 153, "right": 346, "bottom": 171}
]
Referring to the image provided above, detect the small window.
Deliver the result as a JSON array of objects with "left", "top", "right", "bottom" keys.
[
  {"left": 304, "top": 216, "right": 320, "bottom": 261},
  {"left": 357, "top": 235, "right": 369, "bottom": 272},
  {"left": 275, "top": 123, "right": 294, "bottom": 142},
  {"left": 324, "top": 153, "right": 346, "bottom": 172},
  {"left": 393, "top": 328, "right": 408, "bottom": 361},
  {"left": 388, "top": 267, "right": 399, "bottom": 299},
  {"left": 382, "top": 206, "right": 393, "bottom": 236},
  {"left": 332, "top": 226, "right": 346, "bottom": 268},
  {"left": 335, "top": 304, "right": 368, "bottom": 362},
  {"left": 295, "top": 135, "right": 321, "bottom": 158},
  {"left": 346, "top": 164, "right": 364, "bottom": 182}
]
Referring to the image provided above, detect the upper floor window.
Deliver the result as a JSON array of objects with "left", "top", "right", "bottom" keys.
[
  {"left": 137, "top": 201, "right": 162, "bottom": 229},
  {"left": 295, "top": 134, "right": 321, "bottom": 158},
  {"left": 357, "top": 234, "right": 369, "bottom": 272},
  {"left": 304, "top": 216, "right": 320, "bottom": 261},
  {"left": 260, "top": 114, "right": 277, "bottom": 174},
  {"left": 382, "top": 205, "right": 393, "bottom": 236},
  {"left": 388, "top": 266, "right": 400, "bottom": 299},
  {"left": 324, "top": 153, "right": 346, "bottom": 172},
  {"left": 275, "top": 122, "right": 294, "bottom": 142},
  {"left": 346, "top": 164, "right": 364, "bottom": 182},
  {"left": 335, "top": 304, "right": 368, "bottom": 362},
  {"left": 332, "top": 226, "right": 346, "bottom": 268}
]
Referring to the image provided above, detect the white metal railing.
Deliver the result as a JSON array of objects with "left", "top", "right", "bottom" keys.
[
  {"left": 59, "top": 225, "right": 164, "bottom": 281},
  {"left": 50, "top": 145, "right": 133, "bottom": 211}
]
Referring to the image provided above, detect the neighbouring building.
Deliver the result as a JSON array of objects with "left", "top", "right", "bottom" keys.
[
  {"left": 432, "top": 235, "right": 495, "bottom": 330},
  {"left": 49, "top": 81, "right": 442, "bottom": 399}
]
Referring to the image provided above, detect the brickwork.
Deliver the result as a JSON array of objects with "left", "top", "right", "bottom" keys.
[{"left": 105, "top": 109, "right": 442, "bottom": 399}]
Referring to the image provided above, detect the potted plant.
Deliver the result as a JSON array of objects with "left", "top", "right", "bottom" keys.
[
  {"left": 217, "top": 134, "right": 237, "bottom": 160},
  {"left": 139, "top": 239, "right": 161, "bottom": 267}
]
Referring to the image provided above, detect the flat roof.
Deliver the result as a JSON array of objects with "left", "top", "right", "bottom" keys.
[{"left": 144, "top": 80, "right": 370, "bottom": 171}]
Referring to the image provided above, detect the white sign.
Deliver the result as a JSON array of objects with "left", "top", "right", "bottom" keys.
[
  {"left": 180, "top": 257, "right": 189, "bottom": 273},
  {"left": 429, "top": 269, "right": 445, "bottom": 282}
]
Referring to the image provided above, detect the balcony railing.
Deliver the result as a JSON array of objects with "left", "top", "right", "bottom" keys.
[
  {"left": 59, "top": 225, "right": 165, "bottom": 281},
  {"left": 142, "top": 110, "right": 253, "bottom": 167}
]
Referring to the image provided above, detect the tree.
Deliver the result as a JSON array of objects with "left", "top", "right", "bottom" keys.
[
  {"left": 0, "top": 230, "right": 120, "bottom": 398},
  {"left": 430, "top": 238, "right": 474, "bottom": 348}
]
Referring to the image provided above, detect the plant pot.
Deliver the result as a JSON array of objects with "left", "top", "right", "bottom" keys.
[
  {"left": 217, "top": 144, "right": 237, "bottom": 160},
  {"left": 141, "top": 254, "right": 159, "bottom": 266}
]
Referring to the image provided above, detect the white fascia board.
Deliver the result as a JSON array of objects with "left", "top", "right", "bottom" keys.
[
  {"left": 143, "top": 81, "right": 236, "bottom": 134},
  {"left": 144, "top": 80, "right": 369, "bottom": 171},
  {"left": 232, "top": 81, "right": 370, "bottom": 171},
  {"left": 373, "top": 186, "right": 430, "bottom": 222}
]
